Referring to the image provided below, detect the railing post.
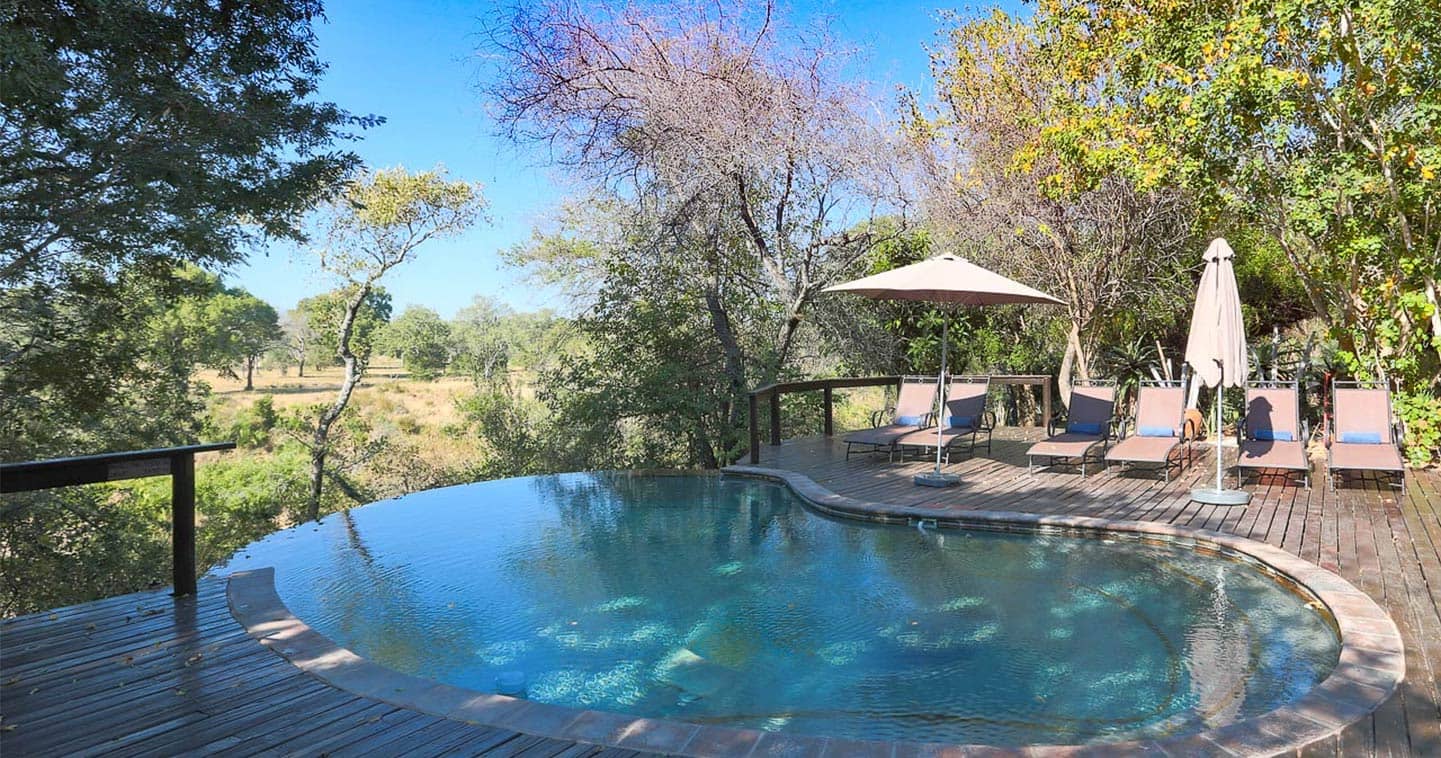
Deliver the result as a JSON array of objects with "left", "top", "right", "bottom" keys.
[
  {"left": 1042, "top": 379, "right": 1052, "bottom": 427},
  {"left": 748, "top": 392, "right": 760, "bottom": 464},
  {"left": 769, "top": 391, "right": 782, "bottom": 446},
  {"left": 823, "top": 384, "right": 834, "bottom": 437},
  {"left": 170, "top": 452, "right": 197, "bottom": 597}
]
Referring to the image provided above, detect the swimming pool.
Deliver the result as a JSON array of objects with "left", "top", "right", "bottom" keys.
[{"left": 221, "top": 473, "right": 1341, "bottom": 746}]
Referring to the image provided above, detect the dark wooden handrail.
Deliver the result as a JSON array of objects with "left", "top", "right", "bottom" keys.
[
  {"left": 748, "top": 376, "right": 902, "bottom": 463},
  {"left": 746, "top": 375, "right": 1052, "bottom": 464},
  {"left": 1, "top": 442, "right": 237, "bottom": 596}
]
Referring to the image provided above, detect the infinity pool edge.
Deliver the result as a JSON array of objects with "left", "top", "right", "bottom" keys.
[{"left": 226, "top": 468, "right": 1403, "bottom": 756}]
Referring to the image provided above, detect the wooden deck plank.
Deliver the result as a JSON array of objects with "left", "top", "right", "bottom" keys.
[{"left": 3, "top": 426, "right": 1436, "bottom": 756}]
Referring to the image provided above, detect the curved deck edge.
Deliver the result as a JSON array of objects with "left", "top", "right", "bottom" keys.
[{"left": 226, "top": 466, "right": 1405, "bottom": 757}]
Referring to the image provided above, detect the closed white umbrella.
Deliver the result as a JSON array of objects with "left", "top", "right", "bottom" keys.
[
  {"left": 825, "top": 254, "right": 1064, "bottom": 487},
  {"left": 1184, "top": 238, "right": 1251, "bottom": 505}
]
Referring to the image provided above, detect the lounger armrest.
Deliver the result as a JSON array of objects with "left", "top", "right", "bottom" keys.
[
  {"left": 1046, "top": 411, "right": 1066, "bottom": 437},
  {"left": 1115, "top": 419, "right": 1130, "bottom": 440},
  {"left": 869, "top": 409, "right": 887, "bottom": 428},
  {"left": 981, "top": 410, "right": 996, "bottom": 431}
]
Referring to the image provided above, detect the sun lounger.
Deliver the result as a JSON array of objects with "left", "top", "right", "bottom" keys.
[
  {"left": 1105, "top": 381, "right": 1192, "bottom": 481},
  {"left": 896, "top": 375, "right": 994, "bottom": 462},
  {"left": 1326, "top": 381, "right": 1406, "bottom": 494},
  {"left": 1026, "top": 380, "right": 1116, "bottom": 476},
  {"left": 843, "top": 376, "right": 938, "bottom": 461},
  {"left": 1236, "top": 381, "right": 1310, "bottom": 488}
]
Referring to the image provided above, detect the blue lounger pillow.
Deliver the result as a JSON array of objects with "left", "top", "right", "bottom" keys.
[
  {"left": 1339, "top": 431, "right": 1383, "bottom": 444},
  {"left": 1253, "top": 429, "right": 1294, "bottom": 441},
  {"left": 1067, "top": 421, "right": 1102, "bottom": 435},
  {"left": 1137, "top": 425, "right": 1174, "bottom": 437},
  {"left": 948, "top": 415, "right": 975, "bottom": 428},
  {"left": 896, "top": 415, "right": 925, "bottom": 426}
]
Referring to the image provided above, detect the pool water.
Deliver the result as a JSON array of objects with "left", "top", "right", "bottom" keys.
[{"left": 220, "top": 474, "right": 1340, "bottom": 746}]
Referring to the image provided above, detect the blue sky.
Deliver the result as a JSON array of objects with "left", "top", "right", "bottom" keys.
[{"left": 231, "top": 1, "right": 1009, "bottom": 318}]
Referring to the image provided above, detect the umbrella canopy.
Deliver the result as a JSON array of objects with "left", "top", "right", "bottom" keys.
[
  {"left": 824, "top": 253, "right": 1063, "bottom": 485},
  {"left": 1184, "top": 238, "right": 1248, "bottom": 389},
  {"left": 824, "top": 254, "right": 1065, "bottom": 306},
  {"left": 1183, "top": 237, "right": 1251, "bottom": 505}
]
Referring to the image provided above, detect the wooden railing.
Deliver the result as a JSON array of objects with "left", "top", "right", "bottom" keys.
[
  {"left": 746, "top": 375, "right": 1052, "bottom": 464},
  {"left": 1, "top": 442, "right": 236, "bottom": 596}
]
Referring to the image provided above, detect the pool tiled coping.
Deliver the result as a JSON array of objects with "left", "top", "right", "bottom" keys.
[{"left": 226, "top": 466, "right": 1404, "bottom": 757}]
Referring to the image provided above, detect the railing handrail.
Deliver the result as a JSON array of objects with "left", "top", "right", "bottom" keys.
[
  {"left": 1, "top": 442, "right": 236, "bottom": 490},
  {"left": 0, "top": 442, "right": 236, "bottom": 597},
  {"left": 749, "top": 375, "right": 900, "bottom": 398}
]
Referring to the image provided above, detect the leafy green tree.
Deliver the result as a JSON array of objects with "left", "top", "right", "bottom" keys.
[
  {"left": 1033, "top": 0, "right": 1441, "bottom": 458},
  {"left": 201, "top": 290, "right": 282, "bottom": 390},
  {"left": 378, "top": 306, "right": 451, "bottom": 380},
  {"left": 299, "top": 167, "right": 485, "bottom": 520},
  {"left": 449, "top": 296, "right": 512, "bottom": 384},
  {"left": 1, "top": 0, "right": 373, "bottom": 459},
  {"left": 296, "top": 287, "right": 393, "bottom": 369}
]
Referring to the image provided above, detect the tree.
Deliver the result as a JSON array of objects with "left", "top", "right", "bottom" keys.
[
  {"left": 201, "top": 290, "right": 282, "bottom": 391},
  {"left": 487, "top": 0, "right": 910, "bottom": 461},
  {"left": 914, "top": 9, "right": 1196, "bottom": 406},
  {"left": 0, "top": 0, "right": 374, "bottom": 458},
  {"left": 296, "top": 287, "right": 392, "bottom": 369},
  {"left": 300, "top": 167, "right": 485, "bottom": 520},
  {"left": 378, "top": 306, "right": 451, "bottom": 380},
  {"left": 449, "top": 296, "right": 513, "bottom": 385},
  {"left": 279, "top": 308, "right": 317, "bottom": 377},
  {"left": 1031, "top": 0, "right": 1440, "bottom": 458}
]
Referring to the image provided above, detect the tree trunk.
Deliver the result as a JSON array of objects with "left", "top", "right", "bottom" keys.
[
  {"left": 703, "top": 289, "right": 749, "bottom": 463},
  {"left": 244, "top": 356, "right": 255, "bottom": 391},
  {"left": 1057, "top": 320, "right": 1090, "bottom": 413},
  {"left": 297, "top": 357, "right": 305, "bottom": 378},
  {"left": 305, "top": 283, "right": 371, "bottom": 521},
  {"left": 1425, "top": 274, "right": 1441, "bottom": 377}
]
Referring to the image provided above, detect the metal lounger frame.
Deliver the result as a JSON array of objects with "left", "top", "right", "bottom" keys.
[
  {"left": 897, "top": 375, "right": 996, "bottom": 464},
  {"left": 1027, "top": 379, "right": 1117, "bottom": 477},
  {"left": 1326, "top": 380, "right": 1406, "bottom": 495},
  {"left": 1108, "top": 380, "right": 1194, "bottom": 482},
  {"left": 844, "top": 375, "right": 938, "bottom": 461},
  {"left": 1236, "top": 379, "right": 1311, "bottom": 489}
]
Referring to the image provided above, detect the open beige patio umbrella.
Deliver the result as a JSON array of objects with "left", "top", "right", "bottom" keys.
[
  {"left": 824, "top": 253, "right": 1064, "bottom": 487},
  {"left": 1184, "top": 238, "right": 1251, "bottom": 505}
]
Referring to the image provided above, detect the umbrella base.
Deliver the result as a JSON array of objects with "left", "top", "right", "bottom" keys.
[
  {"left": 914, "top": 472, "right": 961, "bottom": 488},
  {"left": 1190, "top": 487, "right": 1251, "bottom": 506}
]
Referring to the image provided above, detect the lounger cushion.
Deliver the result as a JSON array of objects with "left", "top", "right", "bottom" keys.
[
  {"left": 1331, "top": 442, "right": 1404, "bottom": 471},
  {"left": 896, "top": 415, "right": 925, "bottom": 426},
  {"left": 1253, "top": 429, "right": 1293, "bottom": 442},
  {"left": 1339, "top": 431, "right": 1382, "bottom": 444},
  {"left": 1138, "top": 425, "right": 1174, "bottom": 438},
  {"left": 948, "top": 414, "right": 975, "bottom": 428},
  {"left": 843, "top": 425, "right": 918, "bottom": 447},
  {"left": 1238, "top": 440, "right": 1308, "bottom": 471},
  {"left": 1067, "top": 421, "right": 1102, "bottom": 435},
  {"left": 1105, "top": 436, "right": 1179, "bottom": 463},
  {"left": 1027, "top": 433, "right": 1103, "bottom": 459}
]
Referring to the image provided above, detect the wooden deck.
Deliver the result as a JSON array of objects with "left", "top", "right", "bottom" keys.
[
  {"left": 751, "top": 429, "right": 1441, "bottom": 756},
  {"left": 1, "top": 428, "right": 1436, "bottom": 756},
  {"left": 0, "top": 580, "right": 647, "bottom": 757}
]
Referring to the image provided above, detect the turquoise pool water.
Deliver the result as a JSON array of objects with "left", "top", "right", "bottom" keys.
[{"left": 220, "top": 474, "right": 1340, "bottom": 746}]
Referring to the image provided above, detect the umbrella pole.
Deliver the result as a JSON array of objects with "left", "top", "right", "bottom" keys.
[
  {"left": 936, "top": 317, "right": 947, "bottom": 476},
  {"left": 1191, "top": 379, "right": 1250, "bottom": 505},
  {"left": 916, "top": 311, "right": 961, "bottom": 488},
  {"left": 1215, "top": 387, "right": 1224, "bottom": 490}
]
